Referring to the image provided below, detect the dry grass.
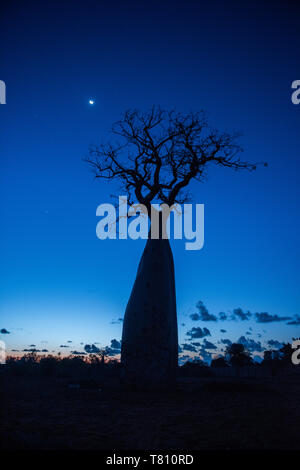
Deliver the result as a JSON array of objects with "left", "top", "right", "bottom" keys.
[{"left": 1, "top": 375, "right": 299, "bottom": 450}]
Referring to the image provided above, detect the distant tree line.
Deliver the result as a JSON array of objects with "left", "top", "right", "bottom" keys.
[
  {"left": 179, "top": 342, "right": 297, "bottom": 377},
  {"left": 1, "top": 341, "right": 297, "bottom": 379},
  {"left": 1, "top": 353, "right": 120, "bottom": 379}
]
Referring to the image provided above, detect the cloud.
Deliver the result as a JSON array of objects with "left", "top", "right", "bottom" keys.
[
  {"left": 192, "top": 339, "right": 218, "bottom": 364},
  {"left": 0, "top": 328, "right": 10, "bottom": 334},
  {"left": 186, "top": 327, "right": 211, "bottom": 339},
  {"left": 193, "top": 301, "right": 218, "bottom": 321},
  {"left": 221, "top": 338, "right": 232, "bottom": 346},
  {"left": 67, "top": 340, "right": 72, "bottom": 343},
  {"left": 84, "top": 344, "right": 100, "bottom": 354},
  {"left": 105, "top": 347, "right": 120, "bottom": 356},
  {"left": 232, "top": 308, "right": 252, "bottom": 321},
  {"left": 190, "top": 313, "right": 201, "bottom": 321},
  {"left": 238, "top": 336, "right": 263, "bottom": 352},
  {"left": 23, "top": 348, "right": 41, "bottom": 352},
  {"left": 110, "top": 318, "right": 124, "bottom": 324},
  {"left": 202, "top": 339, "right": 217, "bottom": 350},
  {"left": 71, "top": 350, "right": 86, "bottom": 355},
  {"left": 286, "top": 315, "right": 300, "bottom": 325},
  {"left": 255, "top": 312, "right": 292, "bottom": 323},
  {"left": 181, "top": 343, "right": 197, "bottom": 352},
  {"left": 187, "top": 305, "right": 296, "bottom": 326},
  {"left": 110, "top": 339, "right": 121, "bottom": 350},
  {"left": 104, "top": 339, "right": 122, "bottom": 356},
  {"left": 60, "top": 345, "right": 69, "bottom": 348},
  {"left": 220, "top": 329, "right": 227, "bottom": 333},
  {"left": 198, "top": 348, "right": 212, "bottom": 364},
  {"left": 191, "top": 356, "right": 203, "bottom": 362},
  {"left": 41, "top": 349, "right": 48, "bottom": 352},
  {"left": 29, "top": 344, "right": 36, "bottom": 347},
  {"left": 267, "top": 339, "right": 283, "bottom": 349},
  {"left": 218, "top": 312, "right": 227, "bottom": 321}
]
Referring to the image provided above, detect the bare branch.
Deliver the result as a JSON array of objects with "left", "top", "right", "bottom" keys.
[{"left": 85, "top": 107, "right": 266, "bottom": 207}]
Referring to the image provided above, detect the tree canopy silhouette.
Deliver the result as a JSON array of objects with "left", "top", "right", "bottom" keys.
[
  {"left": 225, "top": 343, "right": 253, "bottom": 367},
  {"left": 85, "top": 107, "right": 265, "bottom": 209}
]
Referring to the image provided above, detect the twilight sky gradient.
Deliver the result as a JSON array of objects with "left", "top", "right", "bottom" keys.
[{"left": 0, "top": 0, "right": 299, "bottom": 361}]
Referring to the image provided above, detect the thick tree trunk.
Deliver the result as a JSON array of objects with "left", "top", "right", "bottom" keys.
[{"left": 121, "top": 224, "right": 178, "bottom": 390}]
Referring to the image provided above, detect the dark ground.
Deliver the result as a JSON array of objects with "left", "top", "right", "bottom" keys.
[{"left": 1, "top": 374, "right": 299, "bottom": 450}]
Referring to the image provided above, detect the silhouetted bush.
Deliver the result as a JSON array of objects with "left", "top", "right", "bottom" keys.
[
  {"left": 3, "top": 354, "right": 121, "bottom": 380},
  {"left": 40, "top": 356, "right": 58, "bottom": 377},
  {"left": 225, "top": 343, "right": 253, "bottom": 367},
  {"left": 211, "top": 357, "right": 229, "bottom": 368},
  {"left": 5, "top": 354, "right": 39, "bottom": 377},
  {"left": 179, "top": 360, "right": 213, "bottom": 378}
]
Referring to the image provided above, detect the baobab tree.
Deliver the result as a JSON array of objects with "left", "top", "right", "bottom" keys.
[{"left": 86, "top": 107, "right": 264, "bottom": 390}]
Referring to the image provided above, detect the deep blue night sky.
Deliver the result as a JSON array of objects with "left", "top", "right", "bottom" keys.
[{"left": 0, "top": 0, "right": 299, "bottom": 360}]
